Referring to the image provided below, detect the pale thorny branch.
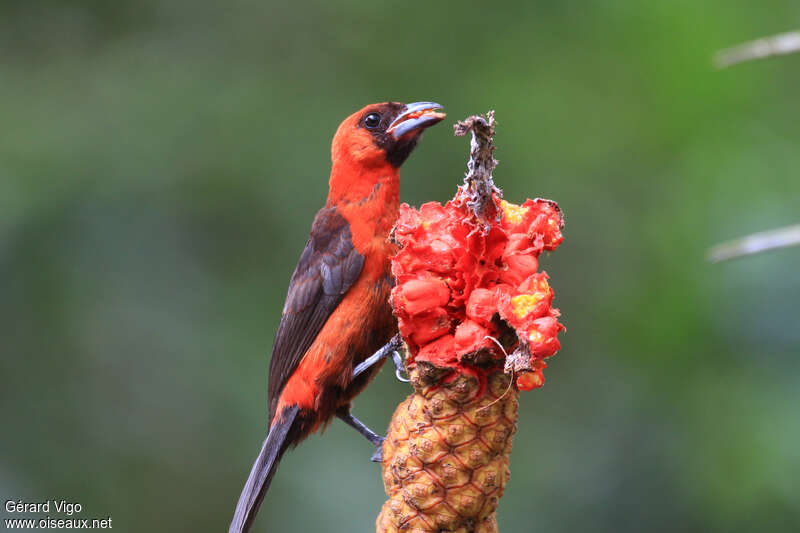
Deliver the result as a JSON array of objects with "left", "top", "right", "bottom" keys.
[
  {"left": 708, "top": 225, "right": 800, "bottom": 263},
  {"left": 708, "top": 31, "right": 800, "bottom": 262},
  {"left": 714, "top": 30, "right": 800, "bottom": 68}
]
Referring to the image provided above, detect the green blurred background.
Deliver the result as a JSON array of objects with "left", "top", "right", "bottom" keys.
[{"left": 2, "top": 1, "right": 800, "bottom": 531}]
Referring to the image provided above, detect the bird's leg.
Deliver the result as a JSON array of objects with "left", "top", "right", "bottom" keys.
[
  {"left": 342, "top": 335, "right": 408, "bottom": 463},
  {"left": 337, "top": 409, "right": 383, "bottom": 446},
  {"left": 336, "top": 408, "right": 385, "bottom": 462},
  {"left": 352, "top": 334, "right": 409, "bottom": 382}
]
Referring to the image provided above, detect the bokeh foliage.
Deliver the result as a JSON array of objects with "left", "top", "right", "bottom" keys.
[{"left": 2, "top": 1, "right": 800, "bottom": 531}]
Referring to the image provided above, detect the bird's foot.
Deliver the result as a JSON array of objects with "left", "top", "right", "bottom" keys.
[
  {"left": 352, "top": 334, "right": 408, "bottom": 382},
  {"left": 370, "top": 438, "right": 385, "bottom": 463},
  {"left": 390, "top": 348, "right": 410, "bottom": 383}
]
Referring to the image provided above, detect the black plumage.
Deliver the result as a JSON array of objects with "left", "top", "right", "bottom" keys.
[{"left": 266, "top": 206, "right": 364, "bottom": 423}]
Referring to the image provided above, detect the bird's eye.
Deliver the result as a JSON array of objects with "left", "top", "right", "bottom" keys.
[{"left": 363, "top": 113, "right": 381, "bottom": 129}]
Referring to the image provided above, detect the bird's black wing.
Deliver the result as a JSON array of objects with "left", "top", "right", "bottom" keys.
[{"left": 267, "top": 206, "right": 364, "bottom": 421}]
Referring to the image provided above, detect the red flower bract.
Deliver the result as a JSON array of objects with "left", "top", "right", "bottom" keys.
[{"left": 391, "top": 191, "right": 565, "bottom": 391}]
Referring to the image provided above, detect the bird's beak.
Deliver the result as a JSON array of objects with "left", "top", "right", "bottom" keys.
[{"left": 387, "top": 102, "right": 446, "bottom": 139}]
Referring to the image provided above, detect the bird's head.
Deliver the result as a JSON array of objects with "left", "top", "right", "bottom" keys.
[{"left": 331, "top": 102, "right": 446, "bottom": 169}]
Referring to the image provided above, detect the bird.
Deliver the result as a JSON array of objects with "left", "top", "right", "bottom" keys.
[{"left": 230, "top": 101, "right": 445, "bottom": 533}]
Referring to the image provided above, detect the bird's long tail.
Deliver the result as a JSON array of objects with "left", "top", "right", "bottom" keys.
[{"left": 229, "top": 405, "right": 299, "bottom": 533}]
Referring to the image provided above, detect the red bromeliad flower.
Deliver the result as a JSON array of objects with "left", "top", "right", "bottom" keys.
[{"left": 391, "top": 191, "right": 565, "bottom": 391}]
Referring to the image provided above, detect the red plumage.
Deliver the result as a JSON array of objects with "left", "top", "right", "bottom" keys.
[{"left": 230, "top": 102, "right": 445, "bottom": 533}]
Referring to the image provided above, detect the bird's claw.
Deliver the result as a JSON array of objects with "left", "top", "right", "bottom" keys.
[
  {"left": 391, "top": 350, "right": 410, "bottom": 383},
  {"left": 371, "top": 438, "right": 385, "bottom": 463}
]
